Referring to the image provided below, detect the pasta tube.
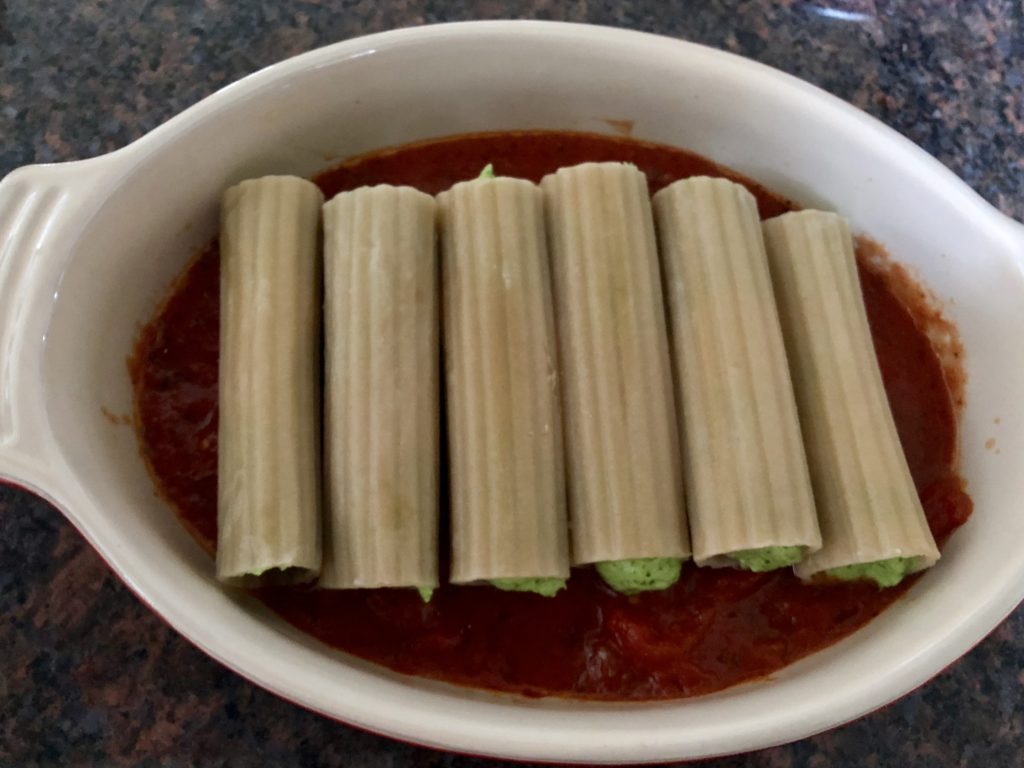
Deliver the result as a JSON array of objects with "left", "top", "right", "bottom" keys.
[
  {"left": 217, "top": 176, "right": 324, "bottom": 585},
  {"left": 440, "top": 173, "right": 570, "bottom": 595},
  {"left": 653, "top": 177, "right": 821, "bottom": 570},
  {"left": 320, "top": 185, "right": 440, "bottom": 595},
  {"left": 542, "top": 162, "right": 690, "bottom": 593},
  {"left": 762, "top": 210, "right": 940, "bottom": 586}
]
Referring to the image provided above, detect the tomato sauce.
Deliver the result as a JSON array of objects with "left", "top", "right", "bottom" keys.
[{"left": 131, "top": 132, "right": 972, "bottom": 700}]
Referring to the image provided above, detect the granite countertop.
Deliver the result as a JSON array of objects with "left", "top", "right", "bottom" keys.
[{"left": 2, "top": 2, "right": 1022, "bottom": 766}]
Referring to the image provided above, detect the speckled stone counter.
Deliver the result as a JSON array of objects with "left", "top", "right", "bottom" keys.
[{"left": 2, "top": 2, "right": 1022, "bottom": 766}]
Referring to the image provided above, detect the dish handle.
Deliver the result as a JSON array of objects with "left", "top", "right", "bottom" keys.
[{"left": 0, "top": 159, "right": 115, "bottom": 499}]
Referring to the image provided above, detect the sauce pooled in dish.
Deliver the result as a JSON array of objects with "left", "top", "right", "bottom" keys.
[{"left": 131, "top": 131, "right": 972, "bottom": 700}]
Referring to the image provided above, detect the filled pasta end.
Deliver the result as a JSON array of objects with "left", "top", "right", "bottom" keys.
[
  {"left": 731, "top": 546, "right": 804, "bottom": 573},
  {"left": 491, "top": 578, "right": 567, "bottom": 597},
  {"left": 826, "top": 557, "right": 919, "bottom": 588},
  {"left": 596, "top": 558, "right": 682, "bottom": 595}
]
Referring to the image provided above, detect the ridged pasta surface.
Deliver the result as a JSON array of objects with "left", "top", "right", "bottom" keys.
[
  {"left": 440, "top": 176, "right": 569, "bottom": 582},
  {"left": 654, "top": 177, "right": 821, "bottom": 566},
  {"left": 321, "top": 185, "right": 439, "bottom": 589},
  {"left": 762, "top": 211, "right": 939, "bottom": 578},
  {"left": 217, "top": 175, "right": 324, "bottom": 585},
  {"left": 542, "top": 163, "right": 690, "bottom": 564}
]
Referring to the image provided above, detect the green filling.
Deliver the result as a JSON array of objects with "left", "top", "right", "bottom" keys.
[
  {"left": 478, "top": 163, "right": 496, "bottom": 179},
  {"left": 416, "top": 586, "right": 435, "bottom": 603},
  {"left": 731, "top": 546, "right": 804, "bottom": 572},
  {"left": 596, "top": 558, "right": 682, "bottom": 594},
  {"left": 490, "top": 577, "right": 566, "bottom": 597},
  {"left": 827, "top": 557, "right": 918, "bottom": 588}
]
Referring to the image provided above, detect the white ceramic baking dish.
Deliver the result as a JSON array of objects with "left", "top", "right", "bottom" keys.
[{"left": 1, "top": 21, "right": 1022, "bottom": 763}]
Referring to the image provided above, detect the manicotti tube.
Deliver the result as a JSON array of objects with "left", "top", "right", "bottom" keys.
[
  {"left": 217, "top": 176, "right": 324, "bottom": 585},
  {"left": 542, "top": 162, "right": 690, "bottom": 593},
  {"left": 762, "top": 210, "right": 940, "bottom": 587},
  {"left": 319, "top": 185, "right": 440, "bottom": 596},
  {"left": 652, "top": 177, "right": 821, "bottom": 571},
  {"left": 439, "top": 174, "right": 570, "bottom": 595}
]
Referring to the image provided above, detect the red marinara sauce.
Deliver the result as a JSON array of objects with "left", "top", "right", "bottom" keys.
[{"left": 131, "top": 132, "right": 973, "bottom": 700}]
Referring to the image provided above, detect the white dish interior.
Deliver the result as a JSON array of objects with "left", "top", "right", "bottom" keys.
[{"left": 1, "top": 22, "right": 1023, "bottom": 763}]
